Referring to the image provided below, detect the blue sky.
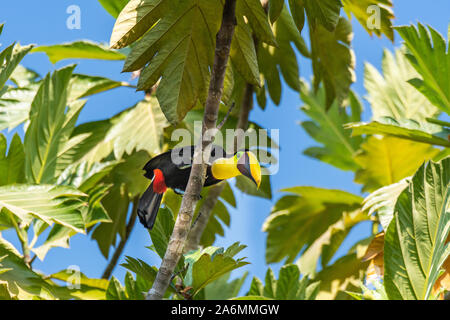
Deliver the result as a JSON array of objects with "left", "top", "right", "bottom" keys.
[{"left": 1, "top": 1, "right": 449, "bottom": 291}]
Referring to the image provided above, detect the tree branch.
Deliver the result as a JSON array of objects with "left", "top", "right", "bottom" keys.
[
  {"left": 146, "top": 0, "right": 237, "bottom": 300},
  {"left": 101, "top": 197, "right": 139, "bottom": 280},
  {"left": 183, "top": 182, "right": 225, "bottom": 253},
  {"left": 184, "top": 83, "right": 254, "bottom": 252}
]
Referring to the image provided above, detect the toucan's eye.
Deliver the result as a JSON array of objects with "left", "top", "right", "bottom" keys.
[{"left": 236, "top": 151, "right": 243, "bottom": 159}]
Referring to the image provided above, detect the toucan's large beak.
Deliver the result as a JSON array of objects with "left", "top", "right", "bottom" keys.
[{"left": 237, "top": 151, "right": 261, "bottom": 188}]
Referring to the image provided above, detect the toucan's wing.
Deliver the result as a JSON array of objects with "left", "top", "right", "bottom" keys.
[{"left": 143, "top": 146, "right": 195, "bottom": 179}]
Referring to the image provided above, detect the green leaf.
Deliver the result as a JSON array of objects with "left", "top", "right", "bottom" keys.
[
  {"left": 68, "top": 74, "right": 133, "bottom": 101},
  {"left": 24, "top": 66, "right": 86, "bottom": 184},
  {"left": 230, "top": 17, "right": 260, "bottom": 87},
  {"left": 106, "top": 276, "right": 127, "bottom": 300},
  {"left": 0, "top": 236, "right": 59, "bottom": 299},
  {"left": 104, "top": 96, "right": 169, "bottom": 159},
  {"left": 237, "top": 0, "right": 277, "bottom": 46},
  {"left": 304, "top": 0, "right": 343, "bottom": 32},
  {"left": 384, "top": 158, "right": 450, "bottom": 300},
  {"left": 362, "top": 178, "right": 409, "bottom": 231},
  {"left": 300, "top": 83, "right": 362, "bottom": 171},
  {"left": 0, "top": 83, "right": 40, "bottom": 131},
  {"left": 364, "top": 48, "right": 439, "bottom": 122},
  {"left": 268, "top": 0, "right": 284, "bottom": 24},
  {"left": 9, "top": 65, "right": 40, "bottom": 87},
  {"left": 342, "top": 0, "right": 394, "bottom": 40},
  {"left": 345, "top": 118, "right": 450, "bottom": 148},
  {"left": 123, "top": 0, "right": 223, "bottom": 124},
  {"left": 245, "top": 265, "right": 319, "bottom": 300},
  {"left": 263, "top": 187, "right": 362, "bottom": 263},
  {"left": 0, "top": 133, "right": 25, "bottom": 186},
  {"left": 0, "top": 43, "right": 34, "bottom": 90},
  {"left": 297, "top": 210, "right": 368, "bottom": 276},
  {"left": 203, "top": 271, "right": 248, "bottom": 300},
  {"left": 91, "top": 152, "right": 150, "bottom": 258},
  {"left": 110, "top": 0, "right": 170, "bottom": 49},
  {"left": 0, "top": 185, "right": 87, "bottom": 233},
  {"left": 98, "top": 0, "right": 129, "bottom": 18},
  {"left": 309, "top": 17, "right": 355, "bottom": 108},
  {"left": 314, "top": 253, "right": 369, "bottom": 300},
  {"left": 184, "top": 243, "right": 249, "bottom": 297},
  {"left": 50, "top": 269, "right": 109, "bottom": 300},
  {"left": 91, "top": 185, "right": 130, "bottom": 259},
  {"left": 121, "top": 256, "right": 157, "bottom": 285},
  {"left": 235, "top": 171, "right": 272, "bottom": 199},
  {"left": 149, "top": 206, "right": 174, "bottom": 260},
  {"left": 32, "top": 41, "right": 126, "bottom": 64},
  {"left": 288, "top": 0, "right": 305, "bottom": 33},
  {"left": 220, "top": 181, "right": 236, "bottom": 208},
  {"left": 256, "top": 6, "right": 309, "bottom": 106},
  {"left": 0, "top": 73, "right": 129, "bottom": 132},
  {"left": 354, "top": 135, "right": 439, "bottom": 192},
  {"left": 395, "top": 24, "right": 450, "bottom": 114}
]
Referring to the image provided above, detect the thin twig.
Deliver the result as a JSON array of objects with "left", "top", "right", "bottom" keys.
[
  {"left": 216, "top": 102, "right": 236, "bottom": 131},
  {"left": 147, "top": 0, "right": 237, "bottom": 300},
  {"left": 101, "top": 197, "right": 139, "bottom": 280}
]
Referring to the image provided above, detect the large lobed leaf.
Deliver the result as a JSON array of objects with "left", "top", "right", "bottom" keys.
[
  {"left": 309, "top": 17, "right": 356, "bottom": 108},
  {"left": 245, "top": 264, "right": 320, "bottom": 300},
  {"left": 297, "top": 209, "right": 369, "bottom": 276},
  {"left": 342, "top": 0, "right": 394, "bottom": 40},
  {"left": 263, "top": 186, "right": 362, "bottom": 263},
  {"left": 183, "top": 242, "right": 249, "bottom": 297},
  {"left": 0, "top": 70, "right": 132, "bottom": 132},
  {"left": 300, "top": 82, "right": 363, "bottom": 171},
  {"left": 0, "top": 237, "right": 59, "bottom": 299},
  {"left": 384, "top": 158, "right": 450, "bottom": 300},
  {"left": 24, "top": 65, "right": 85, "bottom": 184},
  {"left": 0, "top": 133, "right": 25, "bottom": 186},
  {"left": 256, "top": 6, "right": 309, "bottom": 108},
  {"left": 98, "top": 0, "right": 130, "bottom": 18},
  {"left": 364, "top": 48, "right": 440, "bottom": 123},
  {"left": 395, "top": 24, "right": 450, "bottom": 114},
  {"left": 354, "top": 135, "right": 439, "bottom": 193},
  {"left": 0, "top": 184, "right": 87, "bottom": 233},
  {"left": 0, "top": 42, "right": 34, "bottom": 91},
  {"left": 116, "top": 0, "right": 224, "bottom": 124},
  {"left": 346, "top": 117, "right": 450, "bottom": 148},
  {"left": 32, "top": 41, "right": 126, "bottom": 64}
]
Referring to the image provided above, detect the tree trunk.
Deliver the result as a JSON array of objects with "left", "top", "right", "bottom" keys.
[{"left": 146, "top": 0, "right": 237, "bottom": 300}]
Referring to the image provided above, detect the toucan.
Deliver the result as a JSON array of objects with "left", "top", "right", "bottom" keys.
[{"left": 137, "top": 145, "right": 261, "bottom": 229}]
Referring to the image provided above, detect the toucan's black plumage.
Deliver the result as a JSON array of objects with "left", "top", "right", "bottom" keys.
[{"left": 137, "top": 145, "right": 226, "bottom": 229}]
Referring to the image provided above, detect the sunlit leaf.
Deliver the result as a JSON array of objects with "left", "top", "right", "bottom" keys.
[
  {"left": 364, "top": 48, "right": 439, "bottom": 122},
  {"left": 396, "top": 24, "right": 450, "bottom": 114},
  {"left": 342, "top": 0, "right": 394, "bottom": 40},
  {"left": 354, "top": 136, "right": 439, "bottom": 192},
  {"left": 122, "top": 0, "right": 223, "bottom": 124},
  {"left": 0, "top": 185, "right": 87, "bottom": 233},
  {"left": 263, "top": 186, "right": 362, "bottom": 263},
  {"left": 184, "top": 242, "right": 249, "bottom": 297},
  {"left": 300, "top": 83, "right": 362, "bottom": 171},
  {"left": 345, "top": 118, "right": 450, "bottom": 148},
  {"left": 384, "top": 158, "right": 450, "bottom": 300},
  {"left": 32, "top": 41, "right": 126, "bottom": 64},
  {"left": 0, "top": 133, "right": 25, "bottom": 186},
  {"left": 309, "top": 17, "right": 356, "bottom": 108}
]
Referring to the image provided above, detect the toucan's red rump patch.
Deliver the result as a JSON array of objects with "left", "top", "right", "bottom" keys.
[{"left": 152, "top": 169, "right": 167, "bottom": 194}]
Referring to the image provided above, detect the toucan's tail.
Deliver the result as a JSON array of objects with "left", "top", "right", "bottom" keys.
[{"left": 137, "top": 183, "right": 164, "bottom": 230}]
